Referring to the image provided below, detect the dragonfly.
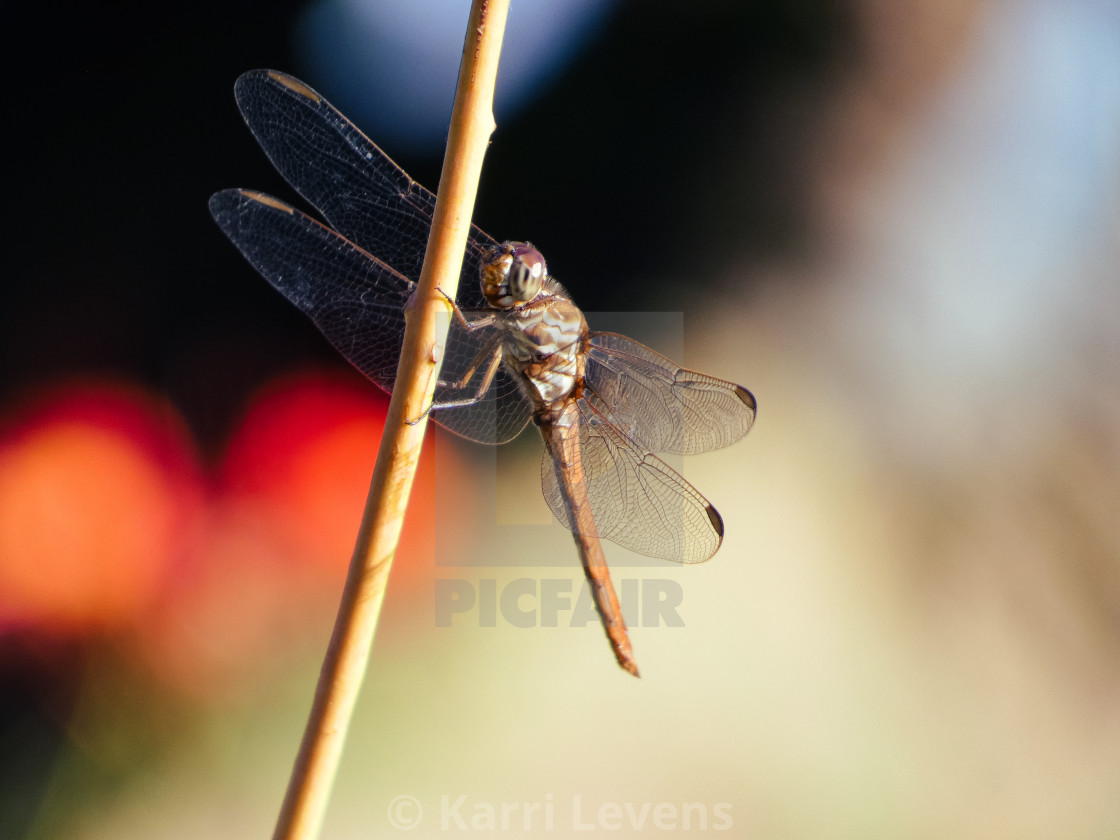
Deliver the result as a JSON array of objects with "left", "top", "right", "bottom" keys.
[{"left": 209, "top": 70, "right": 756, "bottom": 676}]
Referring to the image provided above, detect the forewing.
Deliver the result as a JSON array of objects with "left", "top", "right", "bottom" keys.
[
  {"left": 231, "top": 69, "right": 496, "bottom": 311},
  {"left": 584, "top": 332, "right": 756, "bottom": 455},
  {"left": 540, "top": 398, "right": 724, "bottom": 564},
  {"left": 209, "top": 189, "right": 531, "bottom": 444}
]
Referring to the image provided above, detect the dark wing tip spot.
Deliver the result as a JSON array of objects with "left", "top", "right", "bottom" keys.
[
  {"left": 735, "top": 385, "right": 757, "bottom": 414},
  {"left": 706, "top": 503, "right": 725, "bottom": 540}
]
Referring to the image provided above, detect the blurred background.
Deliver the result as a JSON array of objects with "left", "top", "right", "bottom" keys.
[{"left": 3, "top": 0, "right": 1120, "bottom": 837}]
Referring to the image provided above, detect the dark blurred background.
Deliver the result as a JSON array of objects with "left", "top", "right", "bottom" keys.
[
  {"left": 3, "top": 0, "right": 854, "bottom": 454},
  {"left": 4, "top": 1, "right": 1120, "bottom": 838}
]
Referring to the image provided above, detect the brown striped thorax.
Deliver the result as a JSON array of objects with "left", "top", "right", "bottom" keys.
[{"left": 480, "top": 241, "right": 588, "bottom": 409}]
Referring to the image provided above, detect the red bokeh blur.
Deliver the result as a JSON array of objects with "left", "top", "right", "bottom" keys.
[
  {"left": 0, "top": 371, "right": 467, "bottom": 699},
  {"left": 219, "top": 371, "right": 434, "bottom": 578}
]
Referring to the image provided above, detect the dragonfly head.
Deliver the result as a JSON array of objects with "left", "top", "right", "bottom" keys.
[{"left": 481, "top": 241, "right": 547, "bottom": 308}]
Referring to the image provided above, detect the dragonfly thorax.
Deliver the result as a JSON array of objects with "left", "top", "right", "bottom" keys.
[
  {"left": 481, "top": 241, "right": 547, "bottom": 309},
  {"left": 502, "top": 300, "right": 587, "bottom": 409},
  {"left": 479, "top": 241, "right": 586, "bottom": 408}
]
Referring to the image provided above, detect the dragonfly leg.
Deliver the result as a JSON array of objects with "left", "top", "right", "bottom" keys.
[
  {"left": 439, "top": 333, "right": 502, "bottom": 390},
  {"left": 435, "top": 286, "right": 497, "bottom": 331},
  {"left": 435, "top": 347, "right": 503, "bottom": 407},
  {"left": 405, "top": 341, "right": 505, "bottom": 424}
]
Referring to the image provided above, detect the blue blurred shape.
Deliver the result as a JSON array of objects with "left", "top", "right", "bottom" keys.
[{"left": 295, "top": 0, "right": 615, "bottom": 155}]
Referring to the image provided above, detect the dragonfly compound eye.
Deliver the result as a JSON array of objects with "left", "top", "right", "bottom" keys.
[{"left": 508, "top": 243, "right": 546, "bottom": 302}]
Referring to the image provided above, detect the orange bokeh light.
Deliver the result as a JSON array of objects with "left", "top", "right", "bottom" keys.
[
  {"left": 0, "top": 382, "right": 202, "bottom": 633},
  {"left": 0, "top": 372, "right": 471, "bottom": 697}
]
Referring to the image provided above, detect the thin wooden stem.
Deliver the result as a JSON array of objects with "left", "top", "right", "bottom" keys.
[{"left": 271, "top": 2, "right": 510, "bottom": 838}]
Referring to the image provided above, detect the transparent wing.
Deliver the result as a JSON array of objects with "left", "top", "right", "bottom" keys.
[
  {"left": 212, "top": 68, "right": 533, "bottom": 444},
  {"left": 540, "top": 397, "right": 725, "bottom": 564},
  {"left": 584, "top": 332, "right": 756, "bottom": 455},
  {"left": 209, "top": 189, "right": 532, "bottom": 444},
  {"left": 231, "top": 69, "right": 496, "bottom": 309}
]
